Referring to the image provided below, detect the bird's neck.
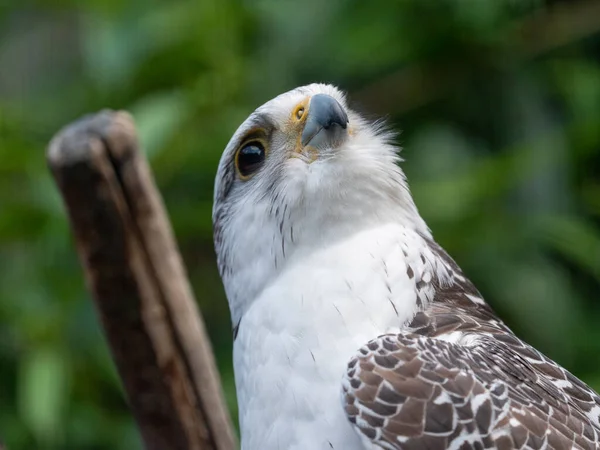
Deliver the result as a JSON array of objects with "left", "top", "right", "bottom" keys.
[{"left": 220, "top": 189, "right": 430, "bottom": 326}]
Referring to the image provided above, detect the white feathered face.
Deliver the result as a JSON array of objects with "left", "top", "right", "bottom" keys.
[{"left": 213, "top": 83, "right": 425, "bottom": 320}]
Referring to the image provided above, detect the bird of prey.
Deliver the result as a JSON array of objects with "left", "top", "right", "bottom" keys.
[{"left": 212, "top": 84, "right": 600, "bottom": 449}]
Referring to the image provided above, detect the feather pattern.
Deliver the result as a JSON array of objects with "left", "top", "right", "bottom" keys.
[{"left": 342, "top": 241, "right": 600, "bottom": 449}]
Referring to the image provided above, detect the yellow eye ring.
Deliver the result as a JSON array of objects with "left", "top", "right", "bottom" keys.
[{"left": 292, "top": 101, "right": 308, "bottom": 122}]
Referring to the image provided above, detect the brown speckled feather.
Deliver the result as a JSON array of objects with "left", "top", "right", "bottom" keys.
[{"left": 342, "top": 239, "right": 600, "bottom": 449}]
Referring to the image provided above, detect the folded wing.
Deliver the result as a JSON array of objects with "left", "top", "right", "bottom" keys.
[{"left": 342, "top": 329, "right": 600, "bottom": 450}]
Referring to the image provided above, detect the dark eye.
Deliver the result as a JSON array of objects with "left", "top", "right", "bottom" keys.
[{"left": 236, "top": 141, "right": 266, "bottom": 178}]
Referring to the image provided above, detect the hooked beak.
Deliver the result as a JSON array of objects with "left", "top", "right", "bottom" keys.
[{"left": 300, "top": 94, "right": 349, "bottom": 150}]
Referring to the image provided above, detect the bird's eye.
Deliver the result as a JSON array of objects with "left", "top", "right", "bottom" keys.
[
  {"left": 295, "top": 107, "right": 305, "bottom": 120},
  {"left": 235, "top": 141, "right": 266, "bottom": 179}
]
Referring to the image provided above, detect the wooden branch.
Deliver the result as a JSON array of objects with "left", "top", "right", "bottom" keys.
[{"left": 46, "top": 111, "right": 237, "bottom": 450}]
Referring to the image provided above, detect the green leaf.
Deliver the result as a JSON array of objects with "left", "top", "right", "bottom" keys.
[
  {"left": 129, "top": 91, "right": 190, "bottom": 159},
  {"left": 18, "top": 347, "right": 69, "bottom": 447},
  {"left": 535, "top": 215, "right": 600, "bottom": 282}
]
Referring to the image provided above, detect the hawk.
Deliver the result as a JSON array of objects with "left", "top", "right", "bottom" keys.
[{"left": 212, "top": 84, "right": 600, "bottom": 449}]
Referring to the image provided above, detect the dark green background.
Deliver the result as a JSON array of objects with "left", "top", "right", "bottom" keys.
[{"left": 1, "top": 1, "right": 600, "bottom": 448}]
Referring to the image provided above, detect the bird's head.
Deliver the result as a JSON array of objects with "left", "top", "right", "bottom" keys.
[{"left": 213, "top": 84, "right": 429, "bottom": 321}]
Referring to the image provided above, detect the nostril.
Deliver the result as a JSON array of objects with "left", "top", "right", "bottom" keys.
[{"left": 323, "top": 117, "right": 346, "bottom": 130}]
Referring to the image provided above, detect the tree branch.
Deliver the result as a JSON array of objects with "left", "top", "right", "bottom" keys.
[{"left": 46, "top": 111, "right": 237, "bottom": 450}]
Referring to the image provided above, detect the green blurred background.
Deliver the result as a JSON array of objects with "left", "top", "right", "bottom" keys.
[{"left": 1, "top": 0, "right": 600, "bottom": 448}]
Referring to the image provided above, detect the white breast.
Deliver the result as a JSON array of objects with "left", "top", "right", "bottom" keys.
[{"left": 233, "top": 223, "right": 430, "bottom": 450}]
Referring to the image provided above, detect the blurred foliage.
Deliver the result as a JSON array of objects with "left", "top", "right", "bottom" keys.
[{"left": 0, "top": 0, "right": 599, "bottom": 448}]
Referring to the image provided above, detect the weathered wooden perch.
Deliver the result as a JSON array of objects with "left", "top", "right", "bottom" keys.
[{"left": 46, "top": 111, "right": 237, "bottom": 450}]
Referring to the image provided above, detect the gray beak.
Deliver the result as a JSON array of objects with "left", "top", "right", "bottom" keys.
[{"left": 301, "top": 94, "right": 349, "bottom": 149}]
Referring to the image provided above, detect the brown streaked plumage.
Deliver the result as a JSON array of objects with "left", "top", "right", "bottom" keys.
[{"left": 342, "top": 242, "right": 600, "bottom": 450}]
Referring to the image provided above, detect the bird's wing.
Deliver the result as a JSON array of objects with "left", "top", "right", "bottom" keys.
[
  {"left": 342, "top": 236, "right": 600, "bottom": 449},
  {"left": 342, "top": 307, "right": 600, "bottom": 450}
]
